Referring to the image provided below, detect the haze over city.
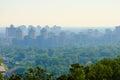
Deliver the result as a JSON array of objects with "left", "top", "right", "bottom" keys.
[
  {"left": 1, "top": 0, "right": 120, "bottom": 80},
  {"left": 0, "top": 0, "right": 120, "bottom": 27}
]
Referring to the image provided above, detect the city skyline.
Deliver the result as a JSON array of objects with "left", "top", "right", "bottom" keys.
[{"left": 0, "top": 0, "right": 120, "bottom": 27}]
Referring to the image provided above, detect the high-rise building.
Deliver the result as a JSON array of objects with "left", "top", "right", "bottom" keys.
[
  {"left": 40, "top": 28, "right": 49, "bottom": 39},
  {"left": 6, "top": 24, "right": 16, "bottom": 39},
  {"left": 16, "top": 28, "right": 24, "bottom": 40},
  {"left": 28, "top": 27, "right": 36, "bottom": 39}
]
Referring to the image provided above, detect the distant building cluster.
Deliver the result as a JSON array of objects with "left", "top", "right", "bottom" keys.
[
  {"left": 6, "top": 24, "right": 61, "bottom": 44},
  {"left": 3, "top": 24, "right": 120, "bottom": 47}
]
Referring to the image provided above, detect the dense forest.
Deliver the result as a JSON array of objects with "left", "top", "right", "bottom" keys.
[
  {"left": 0, "top": 43, "right": 120, "bottom": 79},
  {"left": 0, "top": 56, "right": 120, "bottom": 80}
]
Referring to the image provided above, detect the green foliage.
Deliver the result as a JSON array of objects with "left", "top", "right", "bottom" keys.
[
  {"left": 86, "top": 63, "right": 113, "bottom": 80},
  {"left": 1, "top": 44, "right": 120, "bottom": 79},
  {"left": 0, "top": 55, "right": 120, "bottom": 80},
  {"left": 6, "top": 66, "right": 53, "bottom": 80},
  {"left": 69, "top": 63, "right": 85, "bottom": 80},
  {"left": 57, "top": 57, "right": 120, "bottom": 80},
  {"left": 57, "top": 63, "right": 85, "bottom": 80},
  {"left": 0, "top": 59, "right": 2, "bottom": 66},
  {"left": 0, "top": 72, "right": 4, "bottom": 80}
]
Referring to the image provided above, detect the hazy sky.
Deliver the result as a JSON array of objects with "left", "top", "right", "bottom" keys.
[{"left": 0, "top": 0, "right": 120, "bottom": 27}]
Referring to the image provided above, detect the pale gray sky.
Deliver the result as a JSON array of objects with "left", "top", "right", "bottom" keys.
[{"left": 0, "top": 0, "right": 120, "bottom": 27}]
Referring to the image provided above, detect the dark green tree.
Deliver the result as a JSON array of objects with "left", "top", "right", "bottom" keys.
[{"left": 57, "top": 63, "right": 85, "bottom": 80}]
